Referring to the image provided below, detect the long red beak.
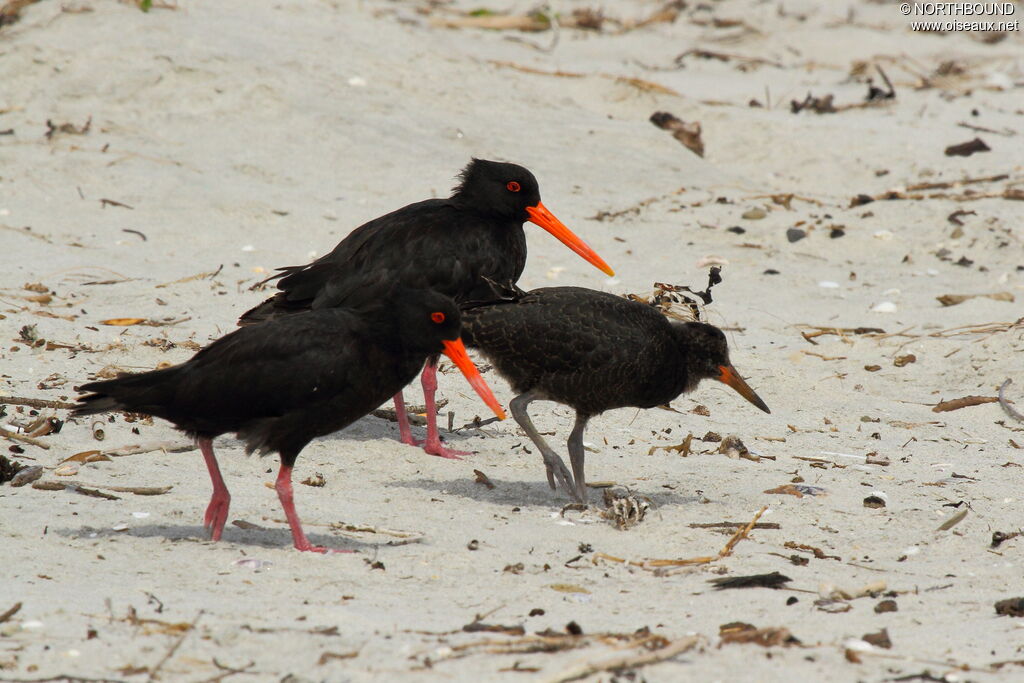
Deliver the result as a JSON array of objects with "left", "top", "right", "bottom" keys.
[
  {"left": 717, "top": 365, "right": 770, "bottom": 414},
  {"left": 526, "top": 202, "right": 615, "bottom": 276},
  {"left": 441, "top": 339, "right": 506, "bottom": 420}
]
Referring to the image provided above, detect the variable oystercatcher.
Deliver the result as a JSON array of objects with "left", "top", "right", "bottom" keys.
[
  {"left": 73, "top": 289, "right": 505, "bottom": 552},
  {"left": 461, "top": 286, "right": 770, "bottom": 502},
  {"left": 239, "top": 158, "right": 614, "bottom": 459}
]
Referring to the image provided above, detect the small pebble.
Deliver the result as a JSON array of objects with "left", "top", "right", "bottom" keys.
[
  {"left": 786, "top": 228, "right": 806, "bottom": 243},
  {"left": 871, "top": 301, "right": 897, "bottom": 313}
]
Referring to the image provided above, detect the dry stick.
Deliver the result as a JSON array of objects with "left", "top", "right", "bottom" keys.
[
  {"left": 594, "top": 506, "right": 766, "bottom": 569},
  {"left": 102, "top": 440, "right": 196, "bottom": 456},
  {"left": 1000, "top": 379, "right": 1024, "bottom": 422},
  {"left": 932, "top": 396, "right": 999, "bottom": 413},
  {"left": 1, "top": 430, "right": 50, "bottom": 450},
  {"left": 0, "top": 601, "right": 21, "bottom": 624},
  {"left": 905, "top": 173, "right": 1009, "bottom": 192},
  {"left": 148, "top": 609, "right": 203, "bottom": 681},
  {"left": 545, "top": 635, "right": 702, "bottom": 683},
  {"left": 488, "top": 59, "right": 680, "bottom": 96},
  {"left": 0, "top": 395, "right": 78, "bottom": 410}
]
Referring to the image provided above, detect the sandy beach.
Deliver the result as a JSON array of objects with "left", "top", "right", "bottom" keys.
[{"left": 2, "top": 0, "right": 1023, "bottom": 680}]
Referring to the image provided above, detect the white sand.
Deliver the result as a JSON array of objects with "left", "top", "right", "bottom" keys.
[{"left": 2, "top": 0, "right": 1023, "bottom": 680}]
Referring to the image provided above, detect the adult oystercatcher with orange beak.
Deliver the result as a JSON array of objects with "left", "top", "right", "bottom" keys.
[
  {"left": 240, "top": 159, "right": 614, "bottom": 459},
  {"left": 74, "top": 289, "right": 505, "bottom": 552},
  {"left": 461, "top": 286, "right": 769, "bottom": 502}
]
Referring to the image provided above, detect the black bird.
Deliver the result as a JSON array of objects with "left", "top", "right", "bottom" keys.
[
  {"left": 239, "top": 159, "right": 614, "bottom": 459},
  {"left": 461, "top": 286, "right": 770, "bottom": 502},
  {"left": 73, "top": 289, "right": 505, "bottom": 552}
]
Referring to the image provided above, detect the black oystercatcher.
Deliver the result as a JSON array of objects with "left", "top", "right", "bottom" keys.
[
  {"left": 461, "top": 286, "right": 770, "bottom": 502},
  {"left": 239, "top": 158, "right": 614, "bottom": 459},
  {"left": 73, "top": 289, "right": 505, "bottom": 552}
]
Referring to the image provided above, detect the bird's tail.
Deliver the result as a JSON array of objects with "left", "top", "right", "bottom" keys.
[{"left": 72, "top": 369, "right": 179, "bottom": 418}]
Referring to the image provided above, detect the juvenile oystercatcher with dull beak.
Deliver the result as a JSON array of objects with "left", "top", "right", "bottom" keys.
[{"left": 461, "top": 286, "right": 770, "bottom": 502}]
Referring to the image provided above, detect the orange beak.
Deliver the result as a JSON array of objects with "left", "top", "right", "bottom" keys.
[
  {"left": 717, "top": 365, "right": 770, "bottom": 414},
  {"left": 526, "top": 202, "right": 615, "bottom": 277},
  {"left": 441, "top": 338, "right": 506, "bottom": 420}
]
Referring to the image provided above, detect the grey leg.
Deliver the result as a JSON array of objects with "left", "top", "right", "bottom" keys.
[
  {"left": 567, "top": 412, "right": 590, "bottom": 504},
  {"left": 509, "top": 390, "right": 575, "bottom": 499}
]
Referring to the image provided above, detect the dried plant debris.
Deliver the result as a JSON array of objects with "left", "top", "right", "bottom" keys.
[
  {"left": 626, "top": 268, "right": 722, "bottom": 323},
  {"left": 473, "top": 469, "right": 496, "bottom": 489},
  {"left": 0, "top": 0, "right": 41, "bottom": 28},
  {"left": 32, "top": 480, "right": 171, "bottom": 496},
  {"left": 719, "top": 622, "right": 801, "bottom": 647},
  {"left": 718, "top": 435, "right": 759, "bottom": 461},
  {"left": 995, "top": 597, "right": 1024, "bottom": 617},
  {"left": 301, "top": 472, "right": 326, "bottom": 487},
  {"left": 649, "top": 111, "right": 704, "bottom": 157},
  {"left": 849, "top": 173, "right": 1022, "bottom": 204},
  {"left": 784, "top": 541, "right": 840, "bottom": 561},
  {"left": 596, "top": 506, "right": 766, "bottom": 570},
  {"left": 0, "top": 454, "right": 27, "bottom": 484},
  {"left": 893, "top": 354, "right": 916, "bottom": 368},
  {"left": 932, "top": 395, "right": 1000, "bottom": 413},
  {"left": 44, "top": 116, "right": 91, "bottom": 139},
  {"left": 991, "top": 530, "right": 1021, "bottom": 548},
  {"left": 798, "top": 325, "right": 885, "bottom": 345},
  {"left": 764, "top": 484, "right": 826, "bottom": 498},
  {"left": 601, "top": 489, "right": 649, "bottom": 530},
  {"left": 938, "top": 292, "right": 1014, "bottom": 306},
  {"left": 875, "top": 600, "right": 898, "bottom": 614},
  {"left": 710, "top": 572, "right": 791, "bottom": 590},
  {"left": 945, "top": 137, "right": 990, "bottom": 157},
  {"left": 792, "top": 66, "right": 894, "bottom": 114}
]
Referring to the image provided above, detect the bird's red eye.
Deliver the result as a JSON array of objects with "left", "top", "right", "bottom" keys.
[
  {"left": 431, "top": 311, "right": 446, "bottom": 324},
  {"left": 506, "top": 181, "right": 521, "bottom": 192}
]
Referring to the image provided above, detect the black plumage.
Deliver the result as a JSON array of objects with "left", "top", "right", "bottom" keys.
[
  {"left": 74, "top": 289, "right": 504, "bottom": 552},
  {"left": 238, "top": 159, "right": 613, "bottom": 459},
  {"left": 461, "top": 286, "right": 770, "bottom": 502}
]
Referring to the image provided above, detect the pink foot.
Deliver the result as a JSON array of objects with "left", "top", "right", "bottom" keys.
[
  {"left": 198, "top": 437, "right": 231, "bottom": 541},
  {"left": 203, "top": 494, "right": 231, "bottom": 541},
  {"left": 418, "top": 361, "right": 472, "bottom": 459},
  {"left": 421, "top": 436, "right": 472, "bottom": 460},
  {"left": 276, "top": 462, "right": 355, "bottom": 554}
]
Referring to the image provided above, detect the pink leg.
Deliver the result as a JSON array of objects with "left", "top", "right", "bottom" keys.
[
  {"left": 198, "top": 437, "right": 230, "bottom": 541},
  {"left": 392, "top": 391, "right": 418, "bottom": 446},
  {"left": 419, "top": 360, "right": 472, "bottom": 460},
  {"left": 274, "top": 463, "right": 352, "bottom": 554}
]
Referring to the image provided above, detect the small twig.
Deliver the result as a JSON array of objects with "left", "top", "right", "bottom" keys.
[
  {"left": 148, "top": 609, "right": 203, "bottom": 681},
  {"left": 0, "top": 602, "right": 22, "bottom": 624},
  {"left": 932, "top": 396, "right": 999, "bottom": 413},
  {"left": 545, "top": 635, "right": 702, "bottom": 683},
  {"left": 101, "top": 440, "right": 196, "bottom": 457},
  {"left": 1, "top": 429, "right": 51, "bottom": 450},
  {"left": 593, "top": 506, "right": 766, "bottom": 570},
  {"left": 0, "top": 395, "right": 78, "bottom": 410},
  {"left": 999, "top": 379, "right": 1024, "bottom": 422}
]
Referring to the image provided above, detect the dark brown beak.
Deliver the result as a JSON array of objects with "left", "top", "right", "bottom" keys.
[
  {"left": 525, "top": 202, "right": 615, "bottom": 276},
  {"left": 717, "top": 365, "right": 770, "bottom": 414}
]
